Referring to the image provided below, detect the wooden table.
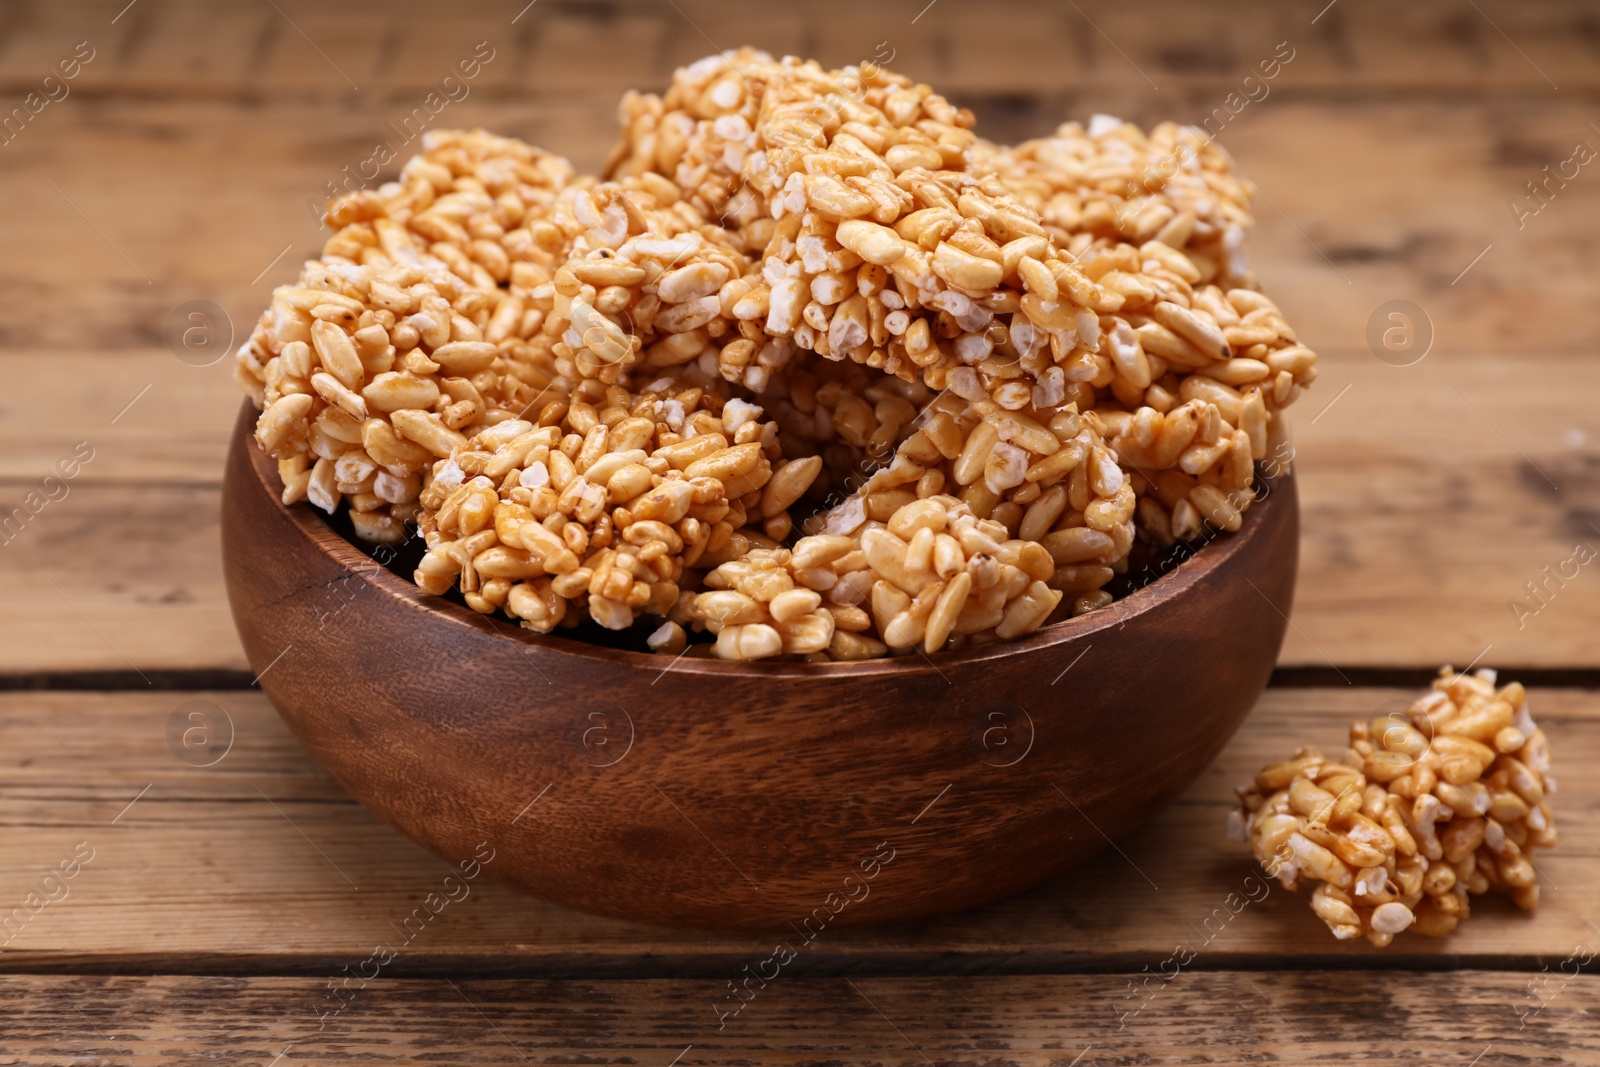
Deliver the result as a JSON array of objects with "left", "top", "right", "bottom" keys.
[{"left": 2, "top": 1, "right": 1597, "bottom": 1061}]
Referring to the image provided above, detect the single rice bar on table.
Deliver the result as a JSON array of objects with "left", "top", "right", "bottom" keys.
[{"left": 1231, "top": 668, "right": 1557, "bottom": 946}]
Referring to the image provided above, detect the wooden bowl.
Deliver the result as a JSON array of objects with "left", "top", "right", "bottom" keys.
[{"left": 222, "top": 401, "right": 1298, "bottom": 930}]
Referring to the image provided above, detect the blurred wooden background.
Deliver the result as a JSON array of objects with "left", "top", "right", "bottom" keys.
[{"left": 0, "top": 1, "right": 1597, "bottom": 1063}]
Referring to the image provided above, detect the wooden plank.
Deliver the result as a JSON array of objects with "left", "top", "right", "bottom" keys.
[
  {"left": 0, "top": 971, "right": 1595, "bottom": 1064},
  {"left": 0, "top": 484, "right": 236, "bottom": 674},
  {"left": 0, "top": 688, "right": 1591, "bottom": 970},
  {"left": 0, "top": 352, "right": 237, "bottom": 484},
  {"left": 1288, "top": 352, "right": 1600, "bottom": 669},
  {"left": 1219, "top": 102, "right": 1600, "bottom": 354},
  {"left": 1073, "top": 0, "right": 1590, "bottom": 96},
  {"left": 5, "top": 0, "right": 1598, "bottom": 98}
]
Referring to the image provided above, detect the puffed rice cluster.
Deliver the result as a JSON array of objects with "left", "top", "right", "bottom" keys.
[
  {"left": 1231, "top": 669, "right": 1557, "bottom": 946},
  {"left": 238, "top": 49, "right": 1320, "bottom": 660}
]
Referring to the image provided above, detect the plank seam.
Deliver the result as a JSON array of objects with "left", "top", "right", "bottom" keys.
[
  {"left": 0, "top": 952, "right": 1584, "bottom": 980},
  {"left": 4, "top": 667, "right": 1600, "bottom": 692}
]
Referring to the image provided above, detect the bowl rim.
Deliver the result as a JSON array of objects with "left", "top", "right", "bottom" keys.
[{"left": 232, "top": 400, "right": 1293, "bottom": 679}]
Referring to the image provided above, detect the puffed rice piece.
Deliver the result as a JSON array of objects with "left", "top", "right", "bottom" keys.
[
  {"left": 538, "top": 177, "right": 768, "bottom": 389},
  {"left": 1232, "top": 668, "right": 1557, "bottom": 946},
  {"left": 413, "top": 373, "right": 815, "bottom": 634},
  {"left": 1089, "top": 286, "right": 1315, "bottom": 547},
  {"left": 764, "top": 358, "right": 934, "bottom": 507},
  {"left": 687, "top": 494, "right": 1061, "bottom": 660},
  {"left": 989, "top": 125, "right": 1317, "bottom": 545},
  {"left": 816, "top": 395, "right": 1135, "bottom": 613},
  {"left": 607, "top": 50, "right": 1122, "bottom": 404},
  {"left": 987, "top": 120, "right": 1255, "bottom": 289},
  {"left": 235, "top": 129, "right": 576, "bottom": 541}
]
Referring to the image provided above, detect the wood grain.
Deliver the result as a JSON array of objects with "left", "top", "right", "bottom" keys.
[
  {"left": 4, "top": 0, "right": 1597, "bottom": 98},
  {"left": 0, "top": 687, "right": 1591, "bottom": 970},
  {"left": 0, "top": 971, "right": 1595, "bottom": 1065},
  {"left": 0, "top": 481, "right": 235, "bottom": 675}
]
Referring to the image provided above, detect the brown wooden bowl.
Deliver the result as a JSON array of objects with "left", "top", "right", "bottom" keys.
[{"left": 222, "top": 401, "right": 1297, "bottom": 930}]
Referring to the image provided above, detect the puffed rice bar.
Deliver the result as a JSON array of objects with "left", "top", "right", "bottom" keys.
[
  {"left": 413, "top": 373, "right": 820, "bottom": 633},
  {"left": 1231, "top": 668, "right": 1557, "bottom": 946},
  {"left": 682, "top": 493, "right": 1061, "bottom": 660},
  {"left": 236, "top": 129, "right": 575, "bottom": 542}
]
